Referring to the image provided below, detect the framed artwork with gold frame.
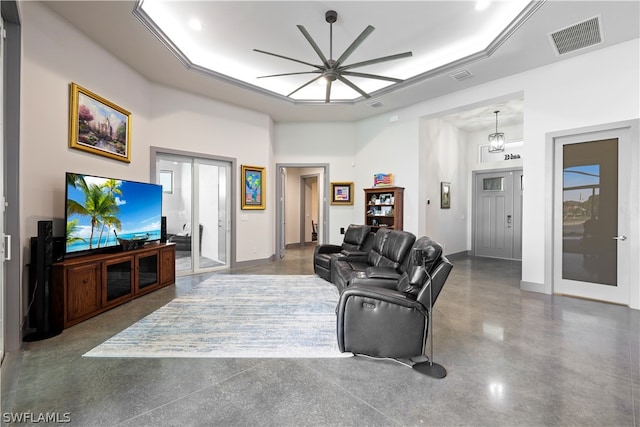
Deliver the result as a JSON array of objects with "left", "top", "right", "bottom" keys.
[
  {"left": 330, "top": 182, "right": 354, "bottom": 205},
  {"left": 69, "top": 82, "right": 131, "bottom": 163},
  {"left": 241, "top": 165, "right": 265, "bottom": 210}
]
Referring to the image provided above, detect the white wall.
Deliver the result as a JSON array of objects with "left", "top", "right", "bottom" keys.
[
  {"left": 19, "top": 2, "right": 276, "bottom": 332},
  {"left": 418, "top": 117, "right": 469, "bottom": 254},
  {"left": 274, "top": 122, "right": 357, "bottom": 244},
  {"left": 274, "top": 39, "right": 639, "bottom": 303},
  {"left": 353, "top": 38, "right": 639, "bottom": 297},
  {"left": 147, "top": 85, "right": 273, "bottom": 263}
]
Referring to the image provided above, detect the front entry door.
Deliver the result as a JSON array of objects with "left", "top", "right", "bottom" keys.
[
  {"left": 474, "top": 169, "right": 523, "bottom": 260},
  {"left": 553, "top": 127, "right": 632, "bottom": 305}
]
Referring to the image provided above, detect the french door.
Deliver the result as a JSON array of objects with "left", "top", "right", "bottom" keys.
[
  {"left": 0, "top": 16, "right": 5, "bottom": 361},
  {"left": 474, "top": 169, "right": 523, "bottom": 260},
  {"left": 553, "top": 127, "right": 633, "bottom": 305},
  {"left": 156, "top": 154, "right": 232, "bottom": 275}
]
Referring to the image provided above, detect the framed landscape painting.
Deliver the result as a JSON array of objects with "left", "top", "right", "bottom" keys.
[
  {"left": 330, "top": 182, "right": 354, "bottom": 205},
  {"left": 242, "top": 165, "right": 265, "bottom": 210},
  {"left": 69, "top": 83, "right": 131, "bottom": 163}
]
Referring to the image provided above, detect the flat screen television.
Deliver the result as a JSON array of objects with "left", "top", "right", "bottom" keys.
[{"left": 65, "top": 172, "right": 162, "bottom": 256}]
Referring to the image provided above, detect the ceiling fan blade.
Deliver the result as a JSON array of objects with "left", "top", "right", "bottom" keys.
[
  {"left": 325, "top": 80, "right": 332, "bottom": 103},
  {"left": 340, "top": 51, "right": 413, "bottom": 71},
  {"left": 253, "top": 49, "right": 322, "bottom": 70},
  {"left": 335, "top": 25, "right": 375, "bottom": 67},
  {"left": 287, "top": 75, "right": 324, "bottom": 98},
  {"left": 296, "top": 25, "right": 330, "bottom": 67},
  {"left": 341, "top": 71, "right": 403, "bottom": 83},
  {"left": 337, "top": 75, "right": 371, "bottom": 99},
  {"left": 257, "top": 71, "right": 321, "bottom": 79}
]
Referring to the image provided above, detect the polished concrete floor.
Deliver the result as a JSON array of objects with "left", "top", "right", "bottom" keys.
[{"left": 2, "top": 246, "right": 639, "bottom": 426}]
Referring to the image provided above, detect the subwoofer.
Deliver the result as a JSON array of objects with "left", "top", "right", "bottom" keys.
[{"left": 24, "top": 220, "right": 62, "bottom": 341}]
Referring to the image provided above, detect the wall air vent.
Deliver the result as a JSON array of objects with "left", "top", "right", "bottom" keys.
[
  {"left": 449, "top": 69, "right": 473, "bottom": 81},
  {"left": 368, "top": 100, "right": 384, "bottom": 108},
  {"left": 549, "top": 16, "right": 603, "bottom": 56}
]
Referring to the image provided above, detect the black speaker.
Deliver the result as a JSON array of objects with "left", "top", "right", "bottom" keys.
[
  {"left": 39, "top": 220, "right": 53, "bottom": 266},
  {"left": 24, "top": 220, "right": 61, "bottom": 341},
  {"left": 161, "top": 216, "right": 167, "bottom": 243},
  {"left": 52, "top": 236, "right": 65, "bottom": 263}
]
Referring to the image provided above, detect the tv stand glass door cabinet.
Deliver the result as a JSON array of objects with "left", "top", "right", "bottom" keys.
[
  {"left": 104, "top": 257, "right": 133, "bottom": 307},
  {"left": 136, "top": 252, "right": 159, "bottom": 293},
  {"left": 52, "top": 243, "right": 176, "bottom": 329}
]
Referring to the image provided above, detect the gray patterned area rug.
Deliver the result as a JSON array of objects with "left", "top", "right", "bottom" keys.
[{"left": 84, "top": 275, "right": 349, "bottom": 358}]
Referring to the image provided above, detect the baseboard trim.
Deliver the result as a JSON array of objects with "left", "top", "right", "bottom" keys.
[
  {"left": 234, "top": 256, "right": 274, "bottom": 269},
  {"left": 445, "top": 250, "right": 472, "bottom": 258},
  {"left": 285, "top": 242, "right": 317, "bottom": 249},
  {"left": 521, "top": 280, "right": 546, "bottom": 294}
]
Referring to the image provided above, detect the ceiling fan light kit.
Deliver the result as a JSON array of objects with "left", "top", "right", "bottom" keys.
[{"left": 254, "top": 10, "right": 412, "bottom": 103}]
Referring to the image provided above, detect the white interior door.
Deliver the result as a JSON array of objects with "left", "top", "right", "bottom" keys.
[
  {"left": 553, "top": 129, "right": 631, "bottom": 305},
  {"left": 0, "top": 16, "right": 5, "bottom": 361}
]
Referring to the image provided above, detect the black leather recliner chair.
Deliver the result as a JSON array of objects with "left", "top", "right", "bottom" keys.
[
  {"left": 313, "top": 224, "right": 373, "bottom": 282},
  {"left": 336, "top": 237, "right": 452, "bottom": 359},
  {"left": 331, "top": 228, "right": 416, "bottom": 292},
  {"left": 169, "top": 224, "right": 203, "bottom": 252}
]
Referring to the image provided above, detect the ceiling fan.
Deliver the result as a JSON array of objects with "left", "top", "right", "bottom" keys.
[{"left": 254, "top": 10, "right": 413, "bottom": 103}]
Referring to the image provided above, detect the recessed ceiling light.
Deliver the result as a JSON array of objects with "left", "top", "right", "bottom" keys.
[
  {"left": 188, "top": 18, "right": 202, "bottom": 31},
  {"left": 476, "top": 1, "right": 491, "bottom": 11}
]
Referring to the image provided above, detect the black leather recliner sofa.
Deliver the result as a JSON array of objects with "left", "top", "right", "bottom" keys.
[
  {"left": 336, "top": 236, "right": 453, "bottom": 359},
  {"left": 313, "top": 224, "right": 374, "bottom": 281},
  {"left": 331, "top": 228, "right": 416, "bottom": 292}
]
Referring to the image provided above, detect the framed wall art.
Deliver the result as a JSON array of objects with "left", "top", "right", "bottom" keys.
[
  {"left": 242, "top": 165, "right": 265, "bottom": 210},
  {"left": 69, "top": 83, "right": 131, "bottom": 162},
  {"left": 441, "top": 181, "right": 451, "bottom": 209},
  {"left": 330, "top": 182, "right": 354, "bottom": 205}
]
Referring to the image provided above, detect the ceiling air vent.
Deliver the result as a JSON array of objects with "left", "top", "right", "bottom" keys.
[
  {"left": 368, "top": 100, "right": 384, "bottom": 108},
  {"left": 549, "top": 16, "right": 603, "bottom": 56},
  {"left": 449, "top": 69, "right": 473, "bottom": 82}
]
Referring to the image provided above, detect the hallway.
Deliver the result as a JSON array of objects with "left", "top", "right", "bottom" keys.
[{"left": 2, "top": 246, "right": 639, "bottom": 426}]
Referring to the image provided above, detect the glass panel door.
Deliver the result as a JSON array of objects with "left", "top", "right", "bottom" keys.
[
  {"left": 196, "top": 158, "right": 230, "bottom": 270},
  {"left": 158, "top": 155, "right": 193, "bottom": 274},
  {"left": 157, "top": 154, "right": 231, "bottom": 274},
  {"left": 554, "top": 130, "right": 630, "bottom": 305}
]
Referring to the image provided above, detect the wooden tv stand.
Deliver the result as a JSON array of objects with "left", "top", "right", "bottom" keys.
[{"left": 52, "top": 243, "right": 176, "bottom": 330}]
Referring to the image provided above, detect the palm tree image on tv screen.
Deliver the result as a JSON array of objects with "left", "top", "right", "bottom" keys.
[{"left": 65, "top": 173, "right": 162, "bottom": 254}]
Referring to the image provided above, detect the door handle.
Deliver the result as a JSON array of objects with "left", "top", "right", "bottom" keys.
[
  {"left": 613, "top": 235, "right": 627, "bottom": 241},
  {"left": 3, "top": 234, "right": 10, "bottom": 261}
]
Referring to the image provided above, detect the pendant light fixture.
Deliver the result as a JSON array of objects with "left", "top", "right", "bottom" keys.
[{"left": 488, "top": 110, "right": 505, "bottom": 153}]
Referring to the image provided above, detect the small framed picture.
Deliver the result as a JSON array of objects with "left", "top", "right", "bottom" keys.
[
  {"left": 241, "top": 165, "right": 265, "bottom": 210},
  {"left": 441, "top": 182, "right": 451, "bottom": 209},
  {"left": 330, "top": 182, "right": 354, "bottom": 205}
]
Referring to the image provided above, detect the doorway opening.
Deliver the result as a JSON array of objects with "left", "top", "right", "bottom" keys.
[{"left": 276, "top": 164, "right": 329, "bottom": 259}]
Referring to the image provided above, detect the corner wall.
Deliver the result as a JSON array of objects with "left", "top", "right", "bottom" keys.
[
  {"left": 19, "top": 3, "right": 275, "bottom": 340},
  {"left": 352, "top": 38, "right": 639, "bottom": 298}
]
